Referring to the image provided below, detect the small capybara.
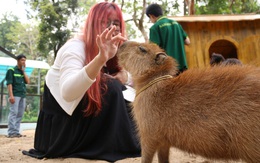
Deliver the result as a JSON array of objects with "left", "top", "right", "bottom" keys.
[{"left": 116, "top": 41, "right": 260, "bottom": 163}]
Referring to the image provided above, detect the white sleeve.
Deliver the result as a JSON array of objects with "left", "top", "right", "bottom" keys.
[{"left": 59, "top": 45, "right": 95, "bottom": 102}]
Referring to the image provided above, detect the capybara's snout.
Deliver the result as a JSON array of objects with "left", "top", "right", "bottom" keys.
[{"left": 117, "top": 41, "right": 142, "bottom": 61}]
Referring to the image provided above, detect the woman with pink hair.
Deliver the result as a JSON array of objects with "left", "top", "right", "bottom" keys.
[{"left": 22, "top": 2, "right": 141, "bottom": 162}]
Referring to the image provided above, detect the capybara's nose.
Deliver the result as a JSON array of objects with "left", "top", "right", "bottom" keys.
[{"left": 117, "top": 41, "right": 131, "bottom": 56}]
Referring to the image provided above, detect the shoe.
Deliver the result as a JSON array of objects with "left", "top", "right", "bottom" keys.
[
  {"left": 6, "top": 134, "right": 18, "bottom": 138},
  {"left": 16, "top": 134, "right": 23, "bottom": 137},
  {"left": 16, "top": 133, "right": 26, "bottom": 137},
  {"left": 22, "top": 149, "right": 46, "bottom": 159},
  {"left": 6, "top": 133, "right": 25, "bottom": 138}
]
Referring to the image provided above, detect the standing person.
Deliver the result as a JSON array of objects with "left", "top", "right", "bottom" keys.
[
  {"left": 146, "top": 3, "right": 190, "bottom": 73},
  {"left": 5, "top": 54, "right": 30, "bottom": 138},
  {"left": 22, "top": 2, "right": 141, "bottom": 162}
]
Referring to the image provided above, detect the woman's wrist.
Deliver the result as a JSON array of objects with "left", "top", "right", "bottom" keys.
[{"left": 95, "top": 52, "right": 107, "bottom": 66}]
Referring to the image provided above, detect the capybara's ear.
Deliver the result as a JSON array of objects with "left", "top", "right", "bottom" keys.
[{"left": 155, "top": 52, "right": 167, "bottom": 65}]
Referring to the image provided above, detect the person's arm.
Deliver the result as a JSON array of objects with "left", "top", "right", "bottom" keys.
[
  {"left": 7, "top": 84, "right": 15, "bottom": 104},
  {"left": 184, "top": 36, "right": 190, "bottom": 45},
  {"left": 60, "top": 26, "right": 126, "bottom": 102},
  {"left": 180, "top": 24, "right": 190, "bottom": 45},
  {"left": 5, "top": 69, "right": 15, "bottom": 104},
  {"left": 22, "top": 67, "right": 30, "bottom": 84}
]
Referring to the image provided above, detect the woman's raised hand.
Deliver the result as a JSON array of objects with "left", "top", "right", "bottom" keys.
[{"left": 96, "top": 26, "right": 127, "bottom": 64}]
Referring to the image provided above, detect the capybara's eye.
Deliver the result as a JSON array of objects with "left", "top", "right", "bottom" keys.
[{"left": 138, "top": 46, "right": 147, "bottom": 53}]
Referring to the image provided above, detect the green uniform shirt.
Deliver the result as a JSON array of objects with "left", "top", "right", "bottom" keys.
[
  {"left": 5, "top": 66, "right": 27, "bottom": 98},
  {"left": 149, "top": 16, "right": 188, "bottom": 70}
]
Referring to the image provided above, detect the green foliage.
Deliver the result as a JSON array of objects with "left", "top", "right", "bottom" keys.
[
  {"left": 8, "top": 23, "right": 40, "bottom": 60},
  {"left": 22, "top": 96, "right": 41, "bottom": 123},
  {"left": 22, "top": 108, "right": 39, "bottom": 123},
  {"left": 160, "top": 0, "right": 181, "bottom": 16},
  {"left": 77, "top": 0, "right": 97, "bottom": 15},
  {"left": 196, "top": 0, "right": 260, "bottom": 14},
  {"left": 26, "top": 0, "right": 79, "bottom": 58},
  {"left": 26, "top": 68, "right": 48, "bottom": 95},
  {"left": 0, "top": 13, "right": 41, "bottom": 60},
  {"left": 121, "top": 0, "right": 148, "bottom": 41},
  {"left": 0, "top": 13, "right": 21, "bottom": 53}
]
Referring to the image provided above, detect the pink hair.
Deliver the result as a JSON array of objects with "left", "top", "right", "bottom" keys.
[{"left": 82, "top": 2, "right": 126, "bottom": 116}]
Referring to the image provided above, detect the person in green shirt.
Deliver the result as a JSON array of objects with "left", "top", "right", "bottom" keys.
[
  {"left": 146, "top": 3, "right": 190, "bottom": 74},
  {"left": 5, "top": 54, "right": 30, "bottom": 138}
]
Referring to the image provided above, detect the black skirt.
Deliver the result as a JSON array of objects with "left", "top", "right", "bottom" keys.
[{"left": 22, "top": 78, "right": 141, "bottom": 162}]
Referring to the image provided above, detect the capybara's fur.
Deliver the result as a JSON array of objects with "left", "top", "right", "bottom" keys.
[{"left": 116, "top": 41, "right": 260, "bottom": 163}]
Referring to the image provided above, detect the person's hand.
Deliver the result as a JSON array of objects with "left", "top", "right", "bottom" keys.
[
  {"left": 96, "top": 25, "right": 127, "bottom": 64},
  {"left": 9, "top": 96, "right": 15, "bottom": 104},
  {"left": 22, "top": 65, "right": 25, "bottom": 73},
  {"left": 21, "top": 64, "right": 26, "bottom": 73}
]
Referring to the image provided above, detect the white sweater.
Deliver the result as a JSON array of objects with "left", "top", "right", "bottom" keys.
[{"left": 46, "top": 38, "right": 95, "bottom": 115}]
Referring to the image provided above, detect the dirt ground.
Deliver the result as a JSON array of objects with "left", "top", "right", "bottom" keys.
[{"left": 0, "top": 129, "right": 245, "bottom": 163}]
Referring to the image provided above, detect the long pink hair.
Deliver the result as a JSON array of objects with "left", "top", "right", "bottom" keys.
[{"left": 82, "top": 2, "right": 126, "bottom": 116}]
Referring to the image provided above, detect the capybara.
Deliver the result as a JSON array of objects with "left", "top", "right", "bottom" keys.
[{"left": 116, "top": 41, "right": 260, "bottom": 163}]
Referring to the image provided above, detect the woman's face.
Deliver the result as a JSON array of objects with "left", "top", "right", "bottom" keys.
[{"left": 102, "top": 9, "right": 121, "bottom": 36}]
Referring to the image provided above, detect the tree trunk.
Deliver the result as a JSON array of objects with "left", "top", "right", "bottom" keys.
[{"left": 185, "top": 0, "right": 195, "bottom": 15}]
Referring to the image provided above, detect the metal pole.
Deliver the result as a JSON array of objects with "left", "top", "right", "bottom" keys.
[{"left": 37, "top": 69, "right": 40, "bottom": 95}]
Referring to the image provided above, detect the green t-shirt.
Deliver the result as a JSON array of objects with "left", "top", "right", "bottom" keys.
[
  {"left": 5, "top": 66, "right": 27, "bottom": 97},
  {"left": 149, "top": 16, "right": 188, "bottom": 70}
]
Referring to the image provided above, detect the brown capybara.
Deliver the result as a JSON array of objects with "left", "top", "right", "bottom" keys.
[{"left": 116, "top": 41, "right": 260, "bottom": 163}]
